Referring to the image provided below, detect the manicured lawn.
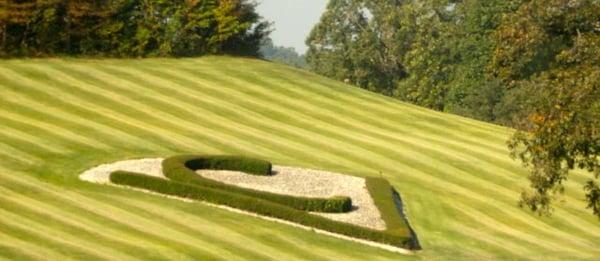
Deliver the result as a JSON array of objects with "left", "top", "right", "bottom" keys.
[{"left": 0, "top": 57, "right": 598, "bottom": 260}]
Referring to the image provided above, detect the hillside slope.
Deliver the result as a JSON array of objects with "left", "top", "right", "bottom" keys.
[{"left": 0, "top": 57, "right": 598, "bottom": 260}]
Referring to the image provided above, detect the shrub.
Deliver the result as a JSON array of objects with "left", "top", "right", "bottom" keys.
[
  {"left": 163, "top": 155, "right": 352, "bottom": 213},
  {"left": 110, "top": 171, "right": 413, "bottom": 248}
]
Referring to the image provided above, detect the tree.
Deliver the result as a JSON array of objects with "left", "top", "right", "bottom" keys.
[
  {"left": 0, "top": 0, "right": 7, "bottom": 51},
  {"left": 394, "top": 0, "right": 456, "bottom": 111},
  {"left": 0, "top": 0, "right": 270, "bottom": 58},
  {"left": 2, "top": 0, "right": 36, "bottom": 56},
  {"left": 305, "top": 0, "right": 406, "bottom": 95},
  {"left": 306, "top": 0, "right": 517, "bottom": 115},
  {"left": 259, "top": 37, "right": 307, "bottom": 68},
  {"left": 490, "top": 0, "right": 600, "bottom": 217}
]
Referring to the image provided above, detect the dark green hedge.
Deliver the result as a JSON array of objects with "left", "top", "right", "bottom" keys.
[
  {"left": 110, "top": 171, "right": 413, "bottom": 248},
  {"left": 163, "top": 155, "right": 352, "bottom": 213},
  {"left": 185, "top": 155, "right": 272, "bottom": 176},
  {"left": 365, "top": 177, "right": 411, "bottom": 237}
]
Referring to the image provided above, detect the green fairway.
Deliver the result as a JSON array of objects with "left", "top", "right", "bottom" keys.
[{"left": 0, "top": 57, "right": 598, "bottom": 260}]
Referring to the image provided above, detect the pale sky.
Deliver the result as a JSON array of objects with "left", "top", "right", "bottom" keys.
[{"left": 256, "top": 0, "right": 328, "bottom": 54}]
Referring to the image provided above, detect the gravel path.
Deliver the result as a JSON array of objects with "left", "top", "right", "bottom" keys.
[{"left": 79, "top": 159, "right": 385, "bottom": 230}]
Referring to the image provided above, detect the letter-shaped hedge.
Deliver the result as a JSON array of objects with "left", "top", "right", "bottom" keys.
[
  {"left": 163, "top": 155, "right": 352, "bottom": 213},
  {"left": 109, "top": 155, "right": 415, "bottom": 249}
]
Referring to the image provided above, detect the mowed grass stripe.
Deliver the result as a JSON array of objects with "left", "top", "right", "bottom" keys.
[
  {"left": 58, "top": 62, "right": 301, "bottom": 162},
  {"left": 142, "top": 64, "right": 454, "bottom": 177},
  {"left": 18, "top": 65, "right": 223, "bottom": 154},
  {"left": 102, "top": 194, "right": 302, "bottom": 261},
  {"left": 2, "top": 66, "right": 204, "bottom": 155},
  {"left": 202, "top": 64, "right": 517, "bottom": 179},
  {"left": 164, "top": 61, "right": 510, "bottom": 177},
  {"left": 0, "top": 71, "right": 168, "bottom": 153},
  {"left": 262, "top": 62, "right": 510, "bottom": 141},
  {"left": 0, "top": 184, "right": 169, "bottom": 261},
  {"left": 104, "top": 64, "right": 366, "bottom": 170},
  {"left": 448, "top": 222, "right": 534, "bottom": 260},
  {"left": 239, "top": 67, "right": 518, "bottom": 165},
  {"left": 111, "top": 194, "right": 405, "bottom": 261},
  {"left": 0, "top": 144, "right": 40, "bottom": 165},
  {"left": 47, "top": 63, "right": 287, "bottom": 159},
  {"left": 139, "top": 63, "right": 462, "bottom": 176},
  {"left": 0, "top": 243, "right": 42, "bottom": 261},
  {"left": 106, "top": 193, "right": 405, "bottom": 261},
  {"left": 0, "top": 125, "right": 66, "bottom": 157},
  {"left": 0, "top": 231, "right": 69, "bottom": 261},
  {"left": 203, "top": 58, "right": 504, "bottom": 149},
  {"left": 0, "top": 197, "right": 139, "bottom": 261},
  {"left": 0, "top": 210, "right": 109, "bottom": 261},
  {"left": 0, "top": 110, "right": 111, "bottom": 151},
  {"left": 98, "top": 176, "right": 404, "bottom": 261},
  {"left": 0, "top": 90, "right": 160, "bottom": 153},
  {"left": 231, "top": 63, "right": 510, "bottom": 151},
  {"left": 449, "top": 201, "right": 593, "bottom": 256},
  {"left": 0, "top": 174, "right": 203, "bottom": 261},
  {"left": 0, "top": 170, "right": 241, "bottom": 260},
  {"left": 91, "top": 64, "right": 342, "bottom": 168}
]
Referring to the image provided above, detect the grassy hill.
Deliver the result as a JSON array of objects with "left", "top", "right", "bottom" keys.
[{"left": 0, "top": 57, "right": 598, "bottom": 260}]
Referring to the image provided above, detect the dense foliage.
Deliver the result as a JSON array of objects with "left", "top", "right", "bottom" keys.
[
  {"left": 307, "top": 0, "right": 518, "bottom": 118},
  {"left": 496, "top": 0, "right": 600, "bottom": 217},
  {"left": 259, "top": 38, "right": 307, "bottom": 68},
  {"left": 0, "top": 0, "right": 269, "bottom": 57},
  {"left": 163, "top": 155, "right": 352, "bottom": 213},
  {"left": 309, "top": 0, "right": 600, "bottom": 217}
]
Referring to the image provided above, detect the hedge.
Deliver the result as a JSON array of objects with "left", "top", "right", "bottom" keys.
[
  {"left": 365, "top": 177, "right": 410, "bottom": 236},
  {"left": 162, "top": 155, "right": 352, "bottom": 213},
  {"left": 184, "top": 155, "right": 272, "bottom": 176},
  {"left": 110, "top": 171, "right": 414, "bottom": 248}
]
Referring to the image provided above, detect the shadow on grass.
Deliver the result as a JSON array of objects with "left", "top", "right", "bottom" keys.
[{"left": 393, "top": 189, "right": 422, "bottom": 250}]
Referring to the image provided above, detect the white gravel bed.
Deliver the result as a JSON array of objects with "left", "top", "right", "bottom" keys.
[
  {"left": 79, "top": 158, "right": 165, "bottom": 184},
  {"left": 197, "top": 166, "right": 386, "bottom": 230},
  {"left": 79, "top": 158, "right": 386, "bottom": 231}
]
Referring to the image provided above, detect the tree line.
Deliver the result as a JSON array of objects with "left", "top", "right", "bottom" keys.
[
  {"left": 259, "top": 37, "right": 307, "bottom": 69},
  {"left": 0, "top": 0, "right": 269, "bottom": 57},
  {"left": 307, "top": 0, "right": 600, "bottom": 218}
]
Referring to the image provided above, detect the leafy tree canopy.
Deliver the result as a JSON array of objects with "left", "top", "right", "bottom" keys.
[
  {"left": 0, "top": 0, "right": 270, "bottom": 57},
  {"left": 493, "top": 0, "right": 600, "bottom": 217}
]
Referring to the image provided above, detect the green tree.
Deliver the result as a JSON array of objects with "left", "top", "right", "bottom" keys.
[
  {"left": 490, "top": 0, "right": 600, "bottom": 217},
  {"left": 394, "top": 0, "right": 456, "bottom": 111},
  {"left": 442, "top": 0, "right": 520, "bottom": 121},
  {"left": 0, "top": 0, "right": 6, "bottom": 50},
  {"left": 0, "top": 0, "right": 270, "bottom": 57},
  {"left": 305, "top": 0, "right": 406, "bottom": 95},
  {"left": 307, "top": 0, "right": 517, "bottom": 116},
  {"left": 259, "top": 37, "right": 307, "bottom": 68}
]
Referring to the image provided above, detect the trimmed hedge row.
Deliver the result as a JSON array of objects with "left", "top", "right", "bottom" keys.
[
  {"left": 110, "top": 171, "right": 413, "bottom": 248},
  {"left": 163, "top": 155, "right": 352, "bottom": 213},
  {"left": 365, "top": 178, "right": 412, "bottom": 242},
  {"left": 185, "top": 156, "right": 272, "bottom": 176}
]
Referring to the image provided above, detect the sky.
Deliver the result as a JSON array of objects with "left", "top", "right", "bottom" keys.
[{"left": 256, "top": 0, "right": 329, "bottom": 54}]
